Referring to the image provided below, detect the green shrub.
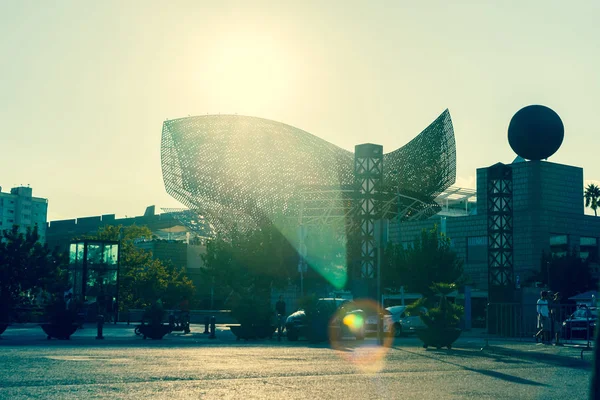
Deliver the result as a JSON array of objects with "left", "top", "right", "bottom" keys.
[{"left": 420, "top": 283, "right": 464, "bottom": 330}]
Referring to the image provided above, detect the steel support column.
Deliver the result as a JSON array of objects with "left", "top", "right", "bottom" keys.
[{"left": 354, "top": 144, "right": 383, "bottom": 279}]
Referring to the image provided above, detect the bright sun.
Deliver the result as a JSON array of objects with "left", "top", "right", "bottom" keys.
[{"left": 202, "top": 33, "right": 294, "bottom": 110}]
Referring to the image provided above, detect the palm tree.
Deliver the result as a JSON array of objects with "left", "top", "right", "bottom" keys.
[{"left": 584, "top": 183, "right": 600, "bottom": 216}]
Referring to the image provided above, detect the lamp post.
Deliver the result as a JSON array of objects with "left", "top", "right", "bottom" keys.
[
  {"left": 392, "top": 170, "right": 401, "bottom": 240},
  {"left": 546, "top": 261, "right": 551, "bottom": 290}
]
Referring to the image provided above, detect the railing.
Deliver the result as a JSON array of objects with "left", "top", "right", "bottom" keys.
[
  {"left": 126, "top": 309, "right": 234, "bottom": 325},
  {"left": 485, "top": 302, "right": 595, "bottom": 346}
]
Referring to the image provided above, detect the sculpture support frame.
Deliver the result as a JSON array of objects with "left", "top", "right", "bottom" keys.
[{"left": 161, "top": 110, "right": 456, "bottom": 239}]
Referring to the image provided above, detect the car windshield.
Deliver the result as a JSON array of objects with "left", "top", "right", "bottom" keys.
[
  {"left": 572, "top": 309, "right": 594, "bottom": 319},
  {"left": 387, "top": 306, "right": 407, "bottom": 315}
]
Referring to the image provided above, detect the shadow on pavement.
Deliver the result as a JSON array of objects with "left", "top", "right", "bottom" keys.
[{"left": 394, "top": 346, "right": 548, "bottom": 387}]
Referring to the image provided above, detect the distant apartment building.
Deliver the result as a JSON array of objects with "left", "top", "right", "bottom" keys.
[{"left": 0, "top": 186, "right": 48, "bottom": 242}]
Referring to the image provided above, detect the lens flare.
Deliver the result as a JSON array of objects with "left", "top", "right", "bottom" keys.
[
  {"left": 343, "top": 313, "right": 364, "bottom": 331},
  {"left": 328, "top": 299, "right": 394, "bottom": 374}
]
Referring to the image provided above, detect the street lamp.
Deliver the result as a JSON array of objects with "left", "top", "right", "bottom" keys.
[{"left": 546, "top": 261, "right": 551, "bottom": 290}]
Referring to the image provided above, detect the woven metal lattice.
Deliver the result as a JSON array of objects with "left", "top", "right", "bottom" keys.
[
  {"left": 487, "top": 163, "right": 514, "bottom": 287},
  {"left": 161, "top": 110, "right": 456, "bottom": 234}
]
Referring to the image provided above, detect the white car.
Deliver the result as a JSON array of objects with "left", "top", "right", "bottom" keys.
[
  {"left": 386, "top": 305, "right": 428, "bottom": 337},
  {"left": 364, "top": 309, "right": 393, "bottom": 336}
]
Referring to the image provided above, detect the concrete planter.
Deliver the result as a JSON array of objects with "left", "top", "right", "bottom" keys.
[
  {"left": 417, "top": 327, "right": 462, "bottom": 349},
  {"left": 40, "top": 323, "right": 79, "bottom": 340},
  {"left": 138, "top": 323, "right": 171, "bottom": 340}
]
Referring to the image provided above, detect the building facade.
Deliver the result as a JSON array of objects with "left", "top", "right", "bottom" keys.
[
  {"left": 0, "top": 186, "right": 48, "bottom": 242},
  {"left": 391, "top": 160, "right": 600, "bottom": 291},
  {"left": 46, "top": 206, "right": 207, "bottom": 290}
]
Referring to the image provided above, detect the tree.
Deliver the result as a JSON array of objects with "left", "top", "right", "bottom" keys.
[
  {"left": 383, "top": 226, "right": 465, "bottom": 298},
  {"left": 585, "top": 183, "right": 600, "bottom": 216},
  {"left": 86, "top": 225, "right": 196, "bottom": 310},
  {"left": 202, "top": 222, "right": 297, "bottom": 316},
  {"left": 0, "top": 225, "right": 67, "bottom": 319}
]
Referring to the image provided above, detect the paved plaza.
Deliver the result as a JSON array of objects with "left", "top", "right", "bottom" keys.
[{"left": 0, "top": 324, "right": 593, "bottom": 399}]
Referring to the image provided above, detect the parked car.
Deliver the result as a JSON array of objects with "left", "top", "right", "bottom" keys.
[
  {"left": 386, "top": 305, "right": 428, "bottom": 337},
  {"left": 561, "top": 306, "right": 597, "bottom": 340},
  {"left": 364, "top": 308, "right": 393, "bottom": 336},
  {"left": 285, "top": 298, "right": 365, "bottom": 342}
]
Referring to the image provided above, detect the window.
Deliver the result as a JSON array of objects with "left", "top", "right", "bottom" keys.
[
  {"left": 550, "top": 235, "right": 568, "bottom": 246},
  {"left": 467, "top": 236, "right": 487, "bottom": 263},
  {"left": 401, "top": 241, "right": 414, "bottom": 250},
  {"left": 550, "top": 234, "right": 568, "bottom": 258},
  {"left": 580, "top": 237, "right": 598, "bottom": 261}
]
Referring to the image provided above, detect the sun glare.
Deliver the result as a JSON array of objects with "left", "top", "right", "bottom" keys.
[{"left": 204, "top": 34, "right": 294, "bottom": 109}]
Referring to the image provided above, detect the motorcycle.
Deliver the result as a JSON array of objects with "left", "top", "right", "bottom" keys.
[{"left": 169, "top": 311, "right": 190, "bottom": 334}]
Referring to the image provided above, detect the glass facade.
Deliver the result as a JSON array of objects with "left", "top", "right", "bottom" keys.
[{"left": 68, "top": 240, "right": 120, "bottom": 309}]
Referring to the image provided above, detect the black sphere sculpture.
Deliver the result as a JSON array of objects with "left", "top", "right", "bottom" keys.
[{"left": 508, "top": 105, "right": 564, "bottom": 161}]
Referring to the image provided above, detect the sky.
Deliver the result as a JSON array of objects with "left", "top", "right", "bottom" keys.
[{"left": 1, "top": 1, "right": 599, "bottom": 221}]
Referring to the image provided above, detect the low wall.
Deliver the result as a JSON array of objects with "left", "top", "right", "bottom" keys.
[{"left": 125, "top": 309, "right": 236, "bottom": 325}]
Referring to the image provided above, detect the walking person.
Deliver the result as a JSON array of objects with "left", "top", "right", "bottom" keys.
[
  {"left": 106, "top": 297, "right": 113, "bottom": 323},
  {"left": 535, "top": 291, "right": 550, "bottom": 343},
  {"left": 275, "top": 295, "right": 286, "bottom": 339},
  {"left": 551, "top": 292, "right": 562, "bottom": 346}
]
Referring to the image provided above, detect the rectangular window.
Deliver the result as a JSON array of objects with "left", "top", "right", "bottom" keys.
[
  {"left": 550, "top": 234, "right": 569, "bottom": 258},
  {"left": 467, "top": 236, "right": 487, "bottom": 263},
  {"left": 581, "top": 237, "right": 597, "bottom": 246},
  {"left": 401, "top": 241, "right": 414, "bottom": 250},
  {"left": 580, "top": 237, "right": 598, "bottom": 261},
  {"left": 549, "top": 235, "right": 568, "bottom": 246}
]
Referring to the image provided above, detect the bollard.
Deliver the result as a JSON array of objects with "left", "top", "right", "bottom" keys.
[
  {"left": 204, "top": 316, "right": 210, "bottom": 334},
  {"left": 377, "top": 312, "right": 383, "bottom": 345},
  {"left": 96, "top": 314, "right": 104, "bottom": 340},
  {"left": 209, "top": 316, "right": 216, "bottom": 339}
]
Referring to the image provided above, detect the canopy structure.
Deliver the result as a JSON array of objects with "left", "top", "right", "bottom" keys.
[{"left": 161, "top": 110, "right": 456, "bottom": 234}]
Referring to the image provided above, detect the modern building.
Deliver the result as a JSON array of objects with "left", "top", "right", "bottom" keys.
[
  {"left": 0, "top": 186, "right": 48, "bottom": 242},
  {"left": 160, "top": 106, "right": 598, "bottom": 305},
  {"left": 46, "top": 206, "right": 208, "bottom": 252},
  {"left": 391, "top": 159, "right": 600, "bottom": 293},
  {"left": 46, "top": 206, "right": 207, "bottom": 289},
  {"left": 135, "top": 239, "right": 205, "bottom": 288}
]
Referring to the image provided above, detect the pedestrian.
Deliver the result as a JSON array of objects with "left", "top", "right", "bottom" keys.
[
  {"left": 535, "top": 291, "right": 550, "bottom": 343},
  {"left": 105, "top": 297, "right": 113, "bottom": 323},
  {"left": 275, "top": 295, "right": 287, "bottom": 336},
  {"left": 97, "top": 291, "right": 106, "bottom": 318},
  {"left": 65, "top": 293, "right": 73, "bottom": 311},
  {"left": 551, "top": 292, "right": 562, "bottom": 346}
]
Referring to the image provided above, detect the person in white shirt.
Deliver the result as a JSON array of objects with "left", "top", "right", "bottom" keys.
[{"left": 535, "top": 291, "right": 550, "bottom": 343}]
